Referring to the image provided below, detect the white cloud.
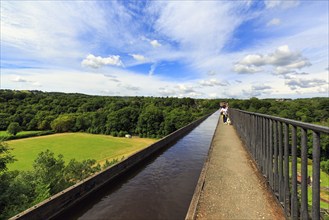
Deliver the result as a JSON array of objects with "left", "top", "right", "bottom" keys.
[
  {"left": 207, "top": 70, "right": 217, "bottom": 76},
  {"left": 81, "top": 54, "right": 123, "bottom": 68},
  {"left": 285, "top": 77, "right": 328, "bottom": 90},
  {"left": 123, "top": 84, "right": 140, "bottom": 91},
  {"left": 199, "top": 79, "right": 227, "bottom": 87},
  {"left": 153, "top": 1, "right": 241, "bottom": 62},
  {"left": 233, "top": 64, "right": 263, "bottom": 74},
  {"left": 150, "top": 40, "right": 161, "bottom": 48},
  {"left": 176, "top": 84, "right": 196, "bottom": 94},
  {"left": 149, "top": 63, "right": 158, "bottom": 76},
  {"left": 130, "top": 54, "right": 147, "bottom": 62},
  {"left": 252, "top": 85, "right": 272, "bottom": 90},
  {"left": 264, "top": 0, "right": 299, "bottom": 9},
  {"left": 234, "top": 45, "right": 311, "bottom": 75},
  {"left": 11, "top": 76, "right": 29, "bottom": 83},
  {"left": 267, "top": 18, "right": 281, "bottom": 26}
]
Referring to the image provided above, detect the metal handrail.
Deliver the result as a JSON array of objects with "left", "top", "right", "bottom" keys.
[{"left": 229, "top": 108, "right": 329, "bottom": 220}]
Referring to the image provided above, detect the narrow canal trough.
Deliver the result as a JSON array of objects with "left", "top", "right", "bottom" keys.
[
  {"left": 12, "top": 111, "right": 220, "bottom": 220},
  {"left": 59, "top": 111, "right": 219, "bottom": 220}
]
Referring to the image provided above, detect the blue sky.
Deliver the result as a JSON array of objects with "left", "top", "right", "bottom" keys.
[{"left": 1, "top": 0, "right": 328, "bottom": 98}]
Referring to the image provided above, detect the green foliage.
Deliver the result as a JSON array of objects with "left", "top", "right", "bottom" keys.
[
  {"left": 65, "top": 159, "right": 101, "bottom": 183},
  {"left": 51, "top": 114, "right": 76, "bottom": 132},
  {"left": 33, "top": 150, "right": 69, "bottom": 194},
  {"left": 0, "top": 148, "right": 105, "bottom": 219},
  {"left": 102, "top": 158, "right": 119, "bottom": 169},
  {"left": 1, "top": 130, "right": 54, "bottom": 141},
  {"left": 0, "top": 141, "right": 16, "bottom": 173},
  {"left": 0, "top": 90, "right": 218, "bottom": 139},
  {"left": 320, "top": 160, "right": 329, "bottom": 174},
  {"left": 7, "top": 122, "right": 22, "bottom": 136}
]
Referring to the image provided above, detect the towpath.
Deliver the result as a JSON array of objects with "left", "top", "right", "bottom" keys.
[{"left": 195, "top": 116, "right": 286, "bottom": 219}]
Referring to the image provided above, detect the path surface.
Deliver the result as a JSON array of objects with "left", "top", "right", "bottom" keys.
[{"left": 195, "top": 117, "right": 285, "bottom": 220}]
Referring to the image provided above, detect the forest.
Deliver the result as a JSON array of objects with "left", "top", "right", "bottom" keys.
[
  {"left": 0, "top": 90, "right": 328, "bottom": 219},
  {"left": 0, "top": 90, "right": 219, "bottom": 138}
]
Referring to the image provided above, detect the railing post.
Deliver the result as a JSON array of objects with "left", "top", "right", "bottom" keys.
[
  {"left": 312, "top": 131, "right": 320, "bottom": 220},
  {"left": 262, "top": 117, "right": 266, "bottom": 174},
  {"left": 284, "top": 123, "right": 290, "bottom": 216},
  {"left": 274, "top": 121, "right": 278, "bottom": 194},
  {"left": 278, "top": 121, "right": 284, "bottom": 204},
  {"left": 291, "top": 125, "right": 298, "bottom": 220},
  {"left": 265, "top": 118, "right": 269, "bottom": 178},
  {"left": 269, "top": 119, "right": 273, "bottom": 188},
  {"left": 301, "top": 128, "right": 309, "bottom": 219}
]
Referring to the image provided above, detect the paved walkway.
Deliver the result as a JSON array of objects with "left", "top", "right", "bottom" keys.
[{"left": 195, "top": 117, "right": 285, "bottom": 220}]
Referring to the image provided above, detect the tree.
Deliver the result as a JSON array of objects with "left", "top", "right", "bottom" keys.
[
  {"left": 0, "top": 141, "right": 16, "bottom": 173},
  {"left": 7, "top": 122, "right": 22, "bottom": 136},
  {"left": 33, "top": 150, "right": 69, "bottom": 194},
  {"left": 50, "top": 114, "right": 76, "bottom": 132}
]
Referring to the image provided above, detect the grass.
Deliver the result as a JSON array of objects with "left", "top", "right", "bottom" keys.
[
  {"left": 6, "top": 133, "right": 157, "bottom": 171},
  {"left": 292, "top": 161, "right": 329, "bottom": 210}
]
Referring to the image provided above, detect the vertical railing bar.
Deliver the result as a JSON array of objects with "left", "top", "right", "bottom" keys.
[
  {"left": 269, "top": 119, "right": 273, "bottom": 188},
  {"left": 312, "top": 131, "right": 320, "bottom": 220},
  {"left": 253, "top": 115, "right": 256, "bottom": 160},
  {"left": 278, "top": 121, "right": 284, "bottom": 204},
  {"left": 263, "top": 117, "right": 266, "bottom": 174},
  {"left": 291, "top": 125, "right": 298, "bottom": 219},
  {"left": 284, "top": 123, "right": 290, "bottom": 216},
  {"left": 274, "top": 120, "right": 278, "bottom": 194},
  {"left": 256, "top": 116, "right": 261, "bottom": 166},
  {"left": 301, "top": 128, "right": 308, "bottom": 220},
  {"left": 265, "top": 118, "right": 269, "bottom": 179}
]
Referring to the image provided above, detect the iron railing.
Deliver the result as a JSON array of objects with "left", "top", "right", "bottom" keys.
[{"left": 229, "top": 108, "right": 329, "bottom": 220}]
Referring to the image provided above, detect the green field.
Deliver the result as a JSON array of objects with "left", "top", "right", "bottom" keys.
[{"left": 6, "top": 133, "right": 157, "bottom": 171}]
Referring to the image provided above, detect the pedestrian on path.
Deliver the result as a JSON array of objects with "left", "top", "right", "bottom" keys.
[{"left": 220, "top": 104, "right": 229, "bottom": 124}]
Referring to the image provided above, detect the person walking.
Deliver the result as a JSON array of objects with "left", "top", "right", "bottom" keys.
[{"left": 220, "top": 104, "right": 228, "bottom": 124}]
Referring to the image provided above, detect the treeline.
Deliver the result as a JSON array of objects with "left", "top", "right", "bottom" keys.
[
  {"left": 0, "top": 90, "right": 219, "bottom": 138},
  {"left": 228, "top": 97, "right": 329, "bottom": 125}
]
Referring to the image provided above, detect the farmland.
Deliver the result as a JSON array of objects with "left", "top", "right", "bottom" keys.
[{"left": 6, "top": 133, "right": 157, "bottom": 171}]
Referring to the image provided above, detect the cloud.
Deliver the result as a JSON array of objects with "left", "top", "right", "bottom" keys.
[
  {"left": 158, "top": 87, "right": 176, "bottom": 97},
  {"left": 176, "top": 84, "right": 196, "bottom": 94},
  {"left": 207, "top": 70, "right": 217, "bottom": 76},
  {"left": 130, "top": 54, "right": 147, "bottom": 62},
  {"left": 153, "top": 1, "right": 241, "bottom": 59},
  {"left": 233, "top": 64, "right": 263, "bottom": 74},
  {"left": 264, "top": 0, "right": 299, "bottom": 9},
  {"left": 150, "top": 40, "right": 161, "bottom": 48},
  {"left": 81, "top": 54, "right": 123, "bottom": 68},
  {"left": 11, "top": 76, "right": 29, "bottom": 82},
  {"left": 149, "top": 63, "right": 158, "bottom": 76},
  {"left": 267, "top": 18, "right": 281, "bottom": 26},
  {"left": 199, "top": 79, "right": 227, "bottom": 87},
  {"left": 285, "top": 78, "right": 327, "bottom": 90},
  {"left": 252, "top": 85, "right": 272, "bottom": 90},
  {"left": 234, "top": 45, "right": 311, "bottom": 74},
  {"left": 123, "top": 84, "right": 140, "bottom": 91},
  {"left": 10, "top": 76, "right": 42, "bottom": 87}
]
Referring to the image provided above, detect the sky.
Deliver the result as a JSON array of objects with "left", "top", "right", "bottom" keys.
[{"left": 1, "top": 0, "right": 328, "bottom": 99}]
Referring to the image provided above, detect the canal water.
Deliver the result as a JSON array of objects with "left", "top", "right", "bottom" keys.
[{"left": 56, "top": 111, "right": 220, "bottom": 220}]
